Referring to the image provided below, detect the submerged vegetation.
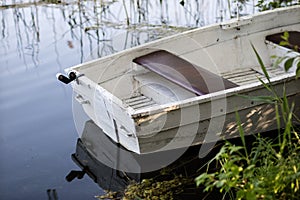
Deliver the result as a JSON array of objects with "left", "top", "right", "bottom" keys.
[
  {"left": 121, "top": 175, "right": 192, "bottom": 200},
  {"left": 96, "top": 167, "right": 198, "bottom": 199}
]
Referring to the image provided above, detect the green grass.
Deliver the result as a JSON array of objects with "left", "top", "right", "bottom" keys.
[{"left": 195, "top": 44, "right": 300, "bottom": 200}]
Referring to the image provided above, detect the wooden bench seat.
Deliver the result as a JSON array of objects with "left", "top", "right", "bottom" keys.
[{"left": 133, "top": 50, "right": 237, "bottom": 96}]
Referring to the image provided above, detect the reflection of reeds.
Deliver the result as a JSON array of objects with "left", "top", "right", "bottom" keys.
[
  {"left": 12, "top": 6, "right": 40, "bottom": 68},
  {"left": 2, "top": 0, "right": 258, "bottom": 68},
  {"left": 1, "top": 10, "right": 6, "bottom": 38},
  {"left": 0, "top": 0, "right": 68, "bottom": 9}
]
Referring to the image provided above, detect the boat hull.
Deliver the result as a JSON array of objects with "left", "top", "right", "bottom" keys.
[
  {"left": 132, "top": 77, "right": 300, "bottom": 153},
  {"left": 67, "top": 6, "right": 300, "bottom": 154}
]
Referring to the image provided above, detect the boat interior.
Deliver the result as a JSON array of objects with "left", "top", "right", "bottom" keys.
[{"left": 82, "top": 31, "right": 300, "bottom": 111}]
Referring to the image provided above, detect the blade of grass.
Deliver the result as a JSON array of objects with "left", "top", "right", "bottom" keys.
[
  {"left": 251, "top": 43, "right": 271, "bottom": 83},
  {"left": 252, "top": 46, "right": 280, "bottom": 100},
  {"left": 275, "top": 103, "right": 281, "bottom": 146},
  {"left": 280, "top": 107, "right": 293, "bottom": 154},
  {"left": 235, "top": 111, "right": 249, "bottom": 163},
  {"left": 237, "top": 94, "right": 277, "bottom": 104},
  {"left": 257, "top": 77, "right": 273, "bottom": 93}
]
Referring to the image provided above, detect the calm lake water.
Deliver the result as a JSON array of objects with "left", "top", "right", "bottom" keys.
[{"left": 0, "top": 1, "right": 256, "bottom": 199}]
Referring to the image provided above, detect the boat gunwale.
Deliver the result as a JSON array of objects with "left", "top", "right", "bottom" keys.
[
  {"left": 73, "top": 65, "right": 296, "bottom": 119},
  {"left": 129, "top": 72, "right": 296, "bottom": 118}
]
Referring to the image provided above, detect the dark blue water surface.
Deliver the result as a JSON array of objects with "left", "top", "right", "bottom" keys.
[
  {"left": 0, "top": 3, "right": 102, "bottom": 200},
  {"left": 0, "top": 1, "right": 254, "bottom": 199}
]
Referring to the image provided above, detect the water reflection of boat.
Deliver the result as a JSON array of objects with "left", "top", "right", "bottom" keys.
[
  {"left": 61, "top": 6, "right": 300, "bottom": 154},
  {"left": 67, "top": 139, "right": 129, "bottom": 192},
  {"left": 66, "top": 120, "right": 217, "bottom": 193},
  {"left": 66, "top": 120, "right": 141, "bottom": 191},
  {"left": 66, "top": 120, "right": 144, "bottom": 191},
  {"left": 66, "top": 120, "right": 196, "bottom": 190}
]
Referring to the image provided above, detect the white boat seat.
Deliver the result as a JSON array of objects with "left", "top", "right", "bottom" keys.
[{"left": 133, "top": 50, "right": 237, "bottom": 96}]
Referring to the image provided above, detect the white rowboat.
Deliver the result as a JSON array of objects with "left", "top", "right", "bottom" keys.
[{"left": 60, "top": 6, "right": 300, "bottom": 154}]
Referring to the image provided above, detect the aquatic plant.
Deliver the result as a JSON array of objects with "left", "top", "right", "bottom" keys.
[
  {"left": 256, "top": 0, "right": 300, "bottom": 11},
  {"left": 195, "top": 45, "right": 300, "bottom": 199},
  {"left": 272, "top": 31, "right": 300, "bottom": 78},
  {"left": 96, "top": 173, "right": 193, "bottom": 200}
]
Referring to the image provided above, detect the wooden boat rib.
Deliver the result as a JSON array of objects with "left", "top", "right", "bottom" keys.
[{"left": 64, "top": 6, "right": 300, "bottom": 154}]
